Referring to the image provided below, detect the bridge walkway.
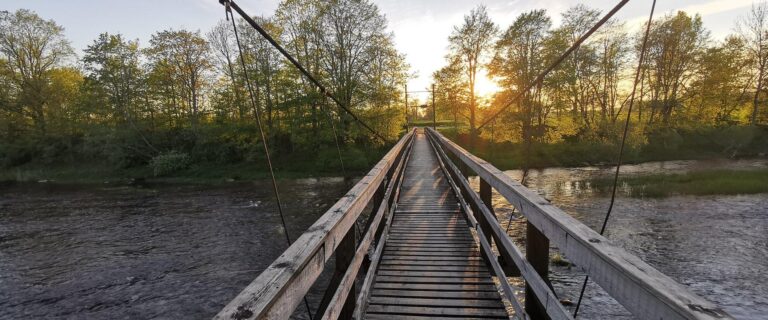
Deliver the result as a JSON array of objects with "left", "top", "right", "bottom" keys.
[{"left": 364, "top": 131, "right": 508, "bottom": 319}]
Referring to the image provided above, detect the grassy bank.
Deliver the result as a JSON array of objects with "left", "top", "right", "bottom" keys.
[
  {"left": 0, "top": 145, "right": 387, "bottom": 185},
  {"left": 440, "top": 125, "right": 768, "bottom": 170},
  {"left": 591, "top": 169, "right": 768, "bottom": 197}
]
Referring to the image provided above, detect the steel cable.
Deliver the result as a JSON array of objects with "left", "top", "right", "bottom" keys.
[
  {"left": 226, "top": 6, "right": 314, "bottom": 319},
  {"left": 572, "top": 0, "right": 657, "bottom": 317}
]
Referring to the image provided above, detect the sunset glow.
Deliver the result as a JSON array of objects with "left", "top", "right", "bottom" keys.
[{"left": 475, "top": 69, "right": 501, "bottom": 98}]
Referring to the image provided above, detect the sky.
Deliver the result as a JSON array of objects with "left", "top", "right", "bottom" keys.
[{"left": 3, "top": 0, "right": 757, "bottom": 101}]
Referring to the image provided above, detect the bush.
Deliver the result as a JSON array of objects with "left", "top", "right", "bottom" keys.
[{"left": 149, "top": 151, "right": 191, "bottom": 176}]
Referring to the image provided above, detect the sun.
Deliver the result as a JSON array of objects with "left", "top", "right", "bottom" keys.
[{"left": 475, "top": 69, "right": 501, "bottom": 98}]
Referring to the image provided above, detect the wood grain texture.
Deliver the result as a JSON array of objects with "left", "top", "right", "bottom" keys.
[
  {"left": 364, "top": 131, "right": 508, "bottom": 319},
  {"left": 427, "top": 128, "right": 733, "bottom": 320}
]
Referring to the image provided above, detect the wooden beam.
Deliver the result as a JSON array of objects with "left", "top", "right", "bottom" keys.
[
  {"left": 214, "top": 130, "right": 414, "bottom": 320},
  {"left": 427, "top": 128, "right": 732, "bottom": 320},
  {"left": 526, "top": 222, "right": 551, "bottom": 320},
  {"left": 427, "top": 132, "right": 570, "bottom": 320},
  {"left": 322, "top": 137, "right": 413, "bottom": 320}
]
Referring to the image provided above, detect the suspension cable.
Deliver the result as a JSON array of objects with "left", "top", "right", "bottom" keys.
[
  {"left": 572, "top": 1, "right": 656, "bottom": 317},
  {"left": 477, "top": 0, "right": 629, "bottom": 131},
  {"left": 225, "top": 5, "right": 314, "bottom": 319},
  {"left": 319, "top": 98, "right": 346, "bottom": 176},
  {"left": 220, "top": 0, "right": 389, "bottom": 143}
]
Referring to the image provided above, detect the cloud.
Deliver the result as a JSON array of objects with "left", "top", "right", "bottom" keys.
[{"left": 680, "top": 0, "right": 754, "bottom": 16}]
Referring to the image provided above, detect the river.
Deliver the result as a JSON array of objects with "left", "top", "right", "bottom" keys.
[{"left": 0, "top": 159, "right": 766, "bottom": 319}]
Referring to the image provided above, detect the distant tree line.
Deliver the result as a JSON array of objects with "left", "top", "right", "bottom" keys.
[
  {"left": 433, "top": 4, "right": 768, "bottom": 161},
  {"left": 0, "top": 0, "right": 407, "bottom": 172}
]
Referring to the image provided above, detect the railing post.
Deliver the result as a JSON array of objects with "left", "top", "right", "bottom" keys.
[
  {"left": 336, "top": 228, "right": 356, "bottom": 320},
  {"left": 525, "top": 222, "right": 551, "bottom": 320},
  {"left": 314, "top": 226, "right": 357, "bottom": 320},
  {"left": 478, "top": 178, "right": 494, "bottom": 248}
]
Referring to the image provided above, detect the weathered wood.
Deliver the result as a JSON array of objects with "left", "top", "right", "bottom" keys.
[
  {"left": 428, "top": 128, "right": 571, "bottom": 320},
  {"left": 321, "top": 132, "right": 414, "bottom": 320},
  {"left": 370, "top": 289, "right": 502, "bottom": 300},
  {"left": 213, "top": 130, "right": 414, "bottom": 320},
  {"left": 427, "top": 128, "right": 733, "bottom": 320},
  {"left": 366, "top": 305, "right": 509, "bottom": 318},
  {"left": 364, "top": 131, "right": 508, "bottom": 319},
  {"left": 526, "top": 222, "right": 551, "bottom": 320},
  {"left": 353, "top": 135, "right": 415, "bottom": 320}
]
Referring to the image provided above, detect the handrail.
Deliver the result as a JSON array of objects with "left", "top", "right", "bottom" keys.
[
  {"left": 426, "top": 132, "right": 572, "bottom": 320},
  {"left": 214, "top": 129, "right": 415, "bottom": 320},
  {"left": 353, "top": 132, "right": 415, "bottom": 319},
  {"left": 426, "top": 128, "right": 732, "bottom": 320},
  {"left": 320, "top": 131, "right": 414, "bottom": 320}
]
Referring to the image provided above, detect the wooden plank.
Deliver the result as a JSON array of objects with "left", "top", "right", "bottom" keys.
[
  {"left": 370, "top": 289, "right": 502, "bottom": 300},
  {"left": 365, "top": 314, "right": 481, "bottom": 320},
  {"left": 366, "top": 305, "right": 508, "bottom": 318},
  {"left": 213, "top": 131, "right": 414, "bottom": 320},
  {"left": 369, "top": 296, "right": 504, "bottom": 308},
  {"left": 373, "top": 282, "right": 499, "bottom": 292},
  {"left": 376, "top": 270, "right": 489, "bottom": 278},
  {"left": 428, "top": 128, "right": 733, "bottom": 320},
  {"left": 354, "top": 136, "right": 416, "bottom": 320},
  {"left": 321, "top": 132, "right": 416, "bottom": 320},
  {"left": 374, "top": 276, "right": 494, "bottom": 284},
  {"left": 363, "top": 130, "right": 508, "bottom": 319}
]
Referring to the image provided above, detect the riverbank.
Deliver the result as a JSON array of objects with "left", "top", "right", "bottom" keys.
[
  {"left": 440, "top": 125, "right": 768, "bottom": 170},
  {"left": 0, "top": 156, "right": 374, "bottom": 185},
  {"left": 590, "top": 169, "right": 768, "bottom": 197}
]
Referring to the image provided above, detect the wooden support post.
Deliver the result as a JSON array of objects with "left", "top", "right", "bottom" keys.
[
  {"left": 478, "top": 178, "right": 494, "bottom": 248},
  {"left": 314, "top": 228, "right": 357, "bottom": 320},
  {"left": 525, "top": 222, "right": 550, "bottom": 320},
  {"left": 337, "top": 228, "right": 356, "bottom": 320}
]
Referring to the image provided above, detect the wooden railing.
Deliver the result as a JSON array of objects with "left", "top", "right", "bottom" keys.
[
  {"left": 214, "top": 129, "right": 415, "bottom": 320},
  {"left": 425, "top": 128, "right": 732, "bottom": 320}
]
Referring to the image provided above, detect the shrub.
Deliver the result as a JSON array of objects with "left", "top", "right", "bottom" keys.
[{"left": 149, "top": 151, "right": 191, "bottom": 176}]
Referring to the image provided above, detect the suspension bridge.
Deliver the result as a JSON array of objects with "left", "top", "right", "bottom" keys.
[
  {"left": 213, "top": 0, "right": 738, "bottom": 318},
  {"left": 212, "top": 128, "right": 732, "bottom": 320}
]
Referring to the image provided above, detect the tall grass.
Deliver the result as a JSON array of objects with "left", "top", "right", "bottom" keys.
[{"left": 591, "top": 169, "right": 768, "bottom": 197}]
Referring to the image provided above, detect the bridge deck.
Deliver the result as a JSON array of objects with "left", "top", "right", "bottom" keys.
[{"left": 365, "top": 131, "right": 508, "bottom": 319}]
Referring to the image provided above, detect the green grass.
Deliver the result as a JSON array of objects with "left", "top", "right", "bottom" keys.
[
  {"left": 591, "top": 169, "right": 768, "bottom": 197},
  {"left": 0, "top": 157, "right": 372, "bottom": 185}
]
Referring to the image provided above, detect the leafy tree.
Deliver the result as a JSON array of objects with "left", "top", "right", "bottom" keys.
[
  {"left": 642, "top": 11, "right": 709, "bottom": 124},
  {"left": 145, "top": 29, "right": 212, "bottom": 128},
  {"left": 0, "top": 9, "right": 73, "bottom": 135},
  {"left": 448, "top": 5, "right": 498, "bottom": 138},
  {"left": 738, "top": 1, "right": 768, "bottom": 125},
  {"left": 82, "top": 33, "right": 144, "bottom": 125}
]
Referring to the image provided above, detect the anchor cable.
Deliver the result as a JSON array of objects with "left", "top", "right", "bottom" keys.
[
  {"left": 572, "top": 0, "right": 656, "bottom": 317},
  {"left": 220, "top": 0, "right": 389, "bottom": 143},
  {"left": 225, "top": 5, "right": 314, "bottom": 319}
]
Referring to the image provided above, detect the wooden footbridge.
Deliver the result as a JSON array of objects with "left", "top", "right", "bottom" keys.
[{"left": 215, "top": 128, "right": 732, "bottom": 320}]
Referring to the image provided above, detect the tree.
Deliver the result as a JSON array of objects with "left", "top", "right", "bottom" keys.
[
  {"left": 448, "top": 5, "right": 498, "bottom": 139},
  {"left": 689, "top": 36, "right": 751, "bottom": 124},
  {"left": 315, "top": 0, "right": 404, "bottom": 141},
  {"left": 82, "top": 33, "right": 144, "bottom": 125},
  {"left": 433, "top": 57, "right": 468, "bottom": 128},
  {"left": 489, "top": 9, "right": 550, "bottom": 142},
  {"left": 207, "top": 20, "right": 245, "bottom": 121},
  {"left": 642, "top": 11, "right": 709, "bottom": 124},
  {"left": 0, "top": 9, "right": 73, "bottom": 135},
  {"left": 738, "top": 1, "right": 768, "bottom": 125},
  {"left": 146, "top": 29, "right": 212, "bottom": 128}
]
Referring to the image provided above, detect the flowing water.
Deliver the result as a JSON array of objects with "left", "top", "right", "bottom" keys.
[
  {"left": 0, "top": 158, "right": 766, "bottom": 319},
  {"left": 471, "top": 158, "right": 768, "bottom": 320}
]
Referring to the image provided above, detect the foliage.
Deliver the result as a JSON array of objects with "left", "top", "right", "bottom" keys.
[{"left": 149, "top": 151, "right": 191, "bottom": 176}]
